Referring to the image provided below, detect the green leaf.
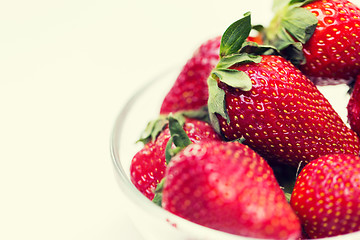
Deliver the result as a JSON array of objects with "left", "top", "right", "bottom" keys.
[
  {"left": 168, "top": 115, "right": 192, "bottom": 149},
  {"left": 265, "top": 0, "right": 318, "bottom": 61},
  {"left": 282, "top": 7, "right": 318, "bottom": 44},
  {"left": 273, "top": 27, "right": 296, "bottom": 50},
  {"left": 163, "top": 115, "right": 192, "bottom": 164},
  {"left": 265, "top": 24, "right": 306, "bottom": 65},
  {"left": 171, "top": 112, "right": 186, "bottom": 127},
  {"left": 207, "top": 77, "right": 227, "bottom": 134},
  {"left": 281, "top": 41, "right": 306, "bottom": 65},
  {"left": 137, "top": 109, "right": 208, "bottom": 145},
  {"left": 216, "top": 53, "right": 262, "bottom": 69},
  {"left": 251, "top": 24, "right": 264, "bottom": 33},
  {"left": 177, "top": 106, "right": 210, "bottom": 123},
  {"left": 232, "top": 136, "right": 246, "bottom": 143},
  {"left": 152, "top": 177, "right": 166, "bottom": 206},
  {"left": 289, "top": 0, "right": 316, "bottom": 6},
  {"left": 220, "top": 12, "right": 252, "bottom": 57},
  {"left": 137, "top": 115, "right": 168, "bottom": 144},
  {"left": 240, "top": 43, "right": 280, "bottom": 56},
  {"left": 208, "top": 111, "right": 221, "bottom": 135},
  {"left": 211, "top": 69, "right": 252, "bottom": 91},
  {"left": 165, "top": 137, "right": 174, "bottom": 164},
  {"left": 207, "top": 66, "right": 253, "bottom": 135},
  {"left": 164, "top": 137, "right": 186, "bottom": 164},
  {"left": 284, "top": 192, "right": 292, "bottom": 203}
]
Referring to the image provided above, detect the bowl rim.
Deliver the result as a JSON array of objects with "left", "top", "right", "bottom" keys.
[
  {"left": 109, "top": 68, "right": 265, "bottom": 240},
  {"left": 110, "top": 68, "right": 360, "bottom": 240}
]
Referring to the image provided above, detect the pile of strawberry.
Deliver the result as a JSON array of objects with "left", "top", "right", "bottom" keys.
[{"left": 129, "top": 0, "right": 360, "bottom": 239}]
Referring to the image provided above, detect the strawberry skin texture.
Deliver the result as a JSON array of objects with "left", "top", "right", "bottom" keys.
[
  {"left": 290, "top": 154, "right": 360, "bottom": 238},
  {"left": 162, "top": 141, "right": 301, "bottom": 239},
  {"left": 160, "top": 37, "right": 220, "bottom": 114},
  {"left": 160, "top": 35, "right": 263, "bottom": 114},
  {"left": 192, "top": 35, "right": 222, "bottom": 64},
  {"left": 216, "top": 55, "right": 360, "bottom": 166},
  {"left": 130, "top": 118, "right": 221, "bottom": 200},
  {"left": 301, "top": 0, "right": 360, "bottom": 85},
  {"left": 347, "top": 75, "right": 360, "bottom": 137}
]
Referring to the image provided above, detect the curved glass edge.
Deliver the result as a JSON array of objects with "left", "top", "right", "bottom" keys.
[
  {"left": 109, "top": 67, "right": 255, "bottom": 240},
  {"left": 109, "top": 68, "right": 360, "bottom": 240},
  {"left": 110, "top": 67, "right": 173, "bottom": 196}
]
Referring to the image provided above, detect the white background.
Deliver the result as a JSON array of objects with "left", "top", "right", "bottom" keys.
[{"left": 0, "top": 1, "right": 358, "bottom": 239}]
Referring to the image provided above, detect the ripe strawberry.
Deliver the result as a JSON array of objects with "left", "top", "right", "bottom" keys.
[
  {"left": 160, "top": 34, "right": 263, "bottom": 114},
  {"left": 347, "top": 75, "right": 360, "bottom": 136},
  {"left": 208, "top": 12, "right": 360, "bottom": 166},
  {"left": 265, "top": 0, "right": 360, "bottom": 85},
  {"left": 290, "top": 154, "right": 360, "bottom": 238},
  {"left": 130, "top": 116, "right": 221, "bottom": 200},
  {"left": 192, "top": 35, "right": 222, "bottom": 65},
  {"left": 160, "top": 37, "right": 221, "bottom": 114},
  {"left": 161, "top": 140, "right": 301, "bottom": 239}
]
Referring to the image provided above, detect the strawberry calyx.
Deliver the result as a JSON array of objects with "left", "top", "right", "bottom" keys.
[
  {"left": 265, "top": 0, "right": 318, "bottom": 65},
  {"left": 152, "top": 177, "right": 165, "bottom": 206},
  {"left": 138, "top": 107, "right": 209, "bottom": 144},
  {"left": 152, "top": 115, "right": 192, "bottom": 206},
  {"left": 138, "top": 114, "right": 168, "bottom": 144},
  {"left": 165, "top": 115, "right": 192, "bottom": 164},
  {"left": 207, "top": 12, "right": 279, "bottom": 135},
  {"left": 219, "top": 12, "right": 252, "bottom": 57}
]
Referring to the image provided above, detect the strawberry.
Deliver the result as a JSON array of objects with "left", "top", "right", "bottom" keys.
[
  {"left": 160, "top": 37, "right": 221, "bottom": 114},
  {"left": 265, "top": 0, "right": 360, "bottom": 85},
  {"left": 347, "top": 74, "right": 360, "bottom": 137},
  {"left": 161, "top": 140, "right": 301, "bottom": 239},
  {"left": 207, "top": 12, "right": 360, "bottom": 166},
  {"left": 130, "top": 115, "right": 221, "bottom": 200},
  {"left": 290, "top": 154, "right": 360, "bottom": 238},
  {"left": 192, "top": 35, "right": 222, "bottom": 65},
  {"left": 160, "top": 33, "right": 264, "bottom": 114}
]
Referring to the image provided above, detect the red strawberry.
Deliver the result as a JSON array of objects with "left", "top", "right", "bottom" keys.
[
  {"left": 208, "top": 12, "right": 360, "bottom": 166},
  {"left": 160, "top": 34, "right": 264, "bottom": 114},
  {"left": 265, "top": 0, "right": 360, "bottom": 85},
  {"left": 347, "top": 75, "right": 360, "bottom": 136},
  {"left": 290, "top": 154, "right": 360, "bottom": 238},
  {"left": 161, "top": 140, "right": 301, "bottom": 239},
  {"left": 247, "top": 34, "right": 264, "bottom": 45},
  {"left": 130, "top": 116, "right": 221, "bottom": 200},
  {"left": 160, "top": 37, "right": 221, "bottom": 114},
  {"left": 192, "top": 35, "right": 222, "bottom": 64}
]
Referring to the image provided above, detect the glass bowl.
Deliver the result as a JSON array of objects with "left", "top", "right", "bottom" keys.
[{"left": 110, "top": 67, "right": 360, "bottom": 240}]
